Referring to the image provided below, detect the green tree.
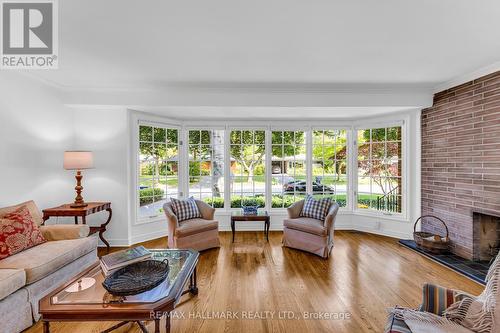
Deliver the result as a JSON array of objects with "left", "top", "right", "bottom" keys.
[
  {"left": 139, "top": 126, "right": 178, "bottom": 183},
  {"left": 230, "top": 130, "right": 266, "bottom": 182},
  {"left": 312, "top": 130, "right": 347, "bottom": 181},
  {"left": 358, "top": 128, "right": 401, "bottom": 197}
]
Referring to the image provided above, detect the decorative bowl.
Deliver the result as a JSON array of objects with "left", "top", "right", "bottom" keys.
[
  {"left": 102, "top": 259, "right": 169, "bottom": 296},
  {"left": 242, "top": 205, "right": 259, "bottom": 215}
]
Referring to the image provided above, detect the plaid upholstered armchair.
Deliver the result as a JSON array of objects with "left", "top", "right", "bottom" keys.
[
  {"left": 163, "top": 199, "right": 220, "bottom": 251},
  {"left": 282, "top": 198, "right": 339, "bottom": 258}
]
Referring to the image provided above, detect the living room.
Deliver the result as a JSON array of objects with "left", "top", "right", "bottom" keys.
[{"left": 0, "top": 1, "right": 499, "bottom": 333}]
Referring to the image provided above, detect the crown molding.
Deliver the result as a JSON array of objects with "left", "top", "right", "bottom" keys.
[{"left": 433, "top": 61, "right": 500, "bottom": 94}]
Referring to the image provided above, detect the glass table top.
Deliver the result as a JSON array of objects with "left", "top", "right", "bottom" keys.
[
  {"left": 52, "top": 249, "right": 196, "bottom": 305},
  {"left": 231, "top": 210, "right": 269, "bottom": 217}
]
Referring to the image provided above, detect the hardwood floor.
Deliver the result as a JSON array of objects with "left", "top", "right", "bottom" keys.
[{"left": 27, "top": 231, "right": 483, "bottom": 333}]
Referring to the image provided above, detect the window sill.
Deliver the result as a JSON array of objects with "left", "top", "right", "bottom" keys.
[{"left": 352, "top": 209, "right": 409, "bottom": 222}]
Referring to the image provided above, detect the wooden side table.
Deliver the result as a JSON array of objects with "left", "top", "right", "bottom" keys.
[
  {"left": 230, "top": 211, "right": 270, "bottom": 242},
  {"left": 42, "top": 202, "right": 112, "bottom": 252}
]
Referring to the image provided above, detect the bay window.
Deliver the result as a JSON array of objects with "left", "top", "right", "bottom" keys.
[{"left": 135, "top": 121, "right": 406, "bottom": 220}]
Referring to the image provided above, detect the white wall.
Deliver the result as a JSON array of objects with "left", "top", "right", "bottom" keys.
[
  {"left": 72, "top": 107, "right": 131, "bottom": 246},
  {"left": 0, "top": 73, "right": 75, "bottom": 210}
]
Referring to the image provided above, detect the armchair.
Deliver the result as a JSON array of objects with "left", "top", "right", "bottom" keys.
[
  {"left": 163, "top": 199, "right": 220, "bottom": 251},
  {"left": 282, "top": 200, "right": 339, "bottom": 258}
]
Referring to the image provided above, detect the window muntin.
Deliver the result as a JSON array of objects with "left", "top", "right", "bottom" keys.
[
  {"left": 229, "top": 130, "right": 266, "bottom": 208},
  {"left": 138, "top": 125, "right": 179, "bottom": 218},
  {"left": 312, "top": 130, "right": 348, "bottom": 207},
  {"left": 357, "top": 126, "right": 402, "bottom": 213},
  {"left": 271, "top": 130, "right": 306, "bottom": 208},
  {"left": 188, "top": 129, "right": 225, "bottom": 208}
]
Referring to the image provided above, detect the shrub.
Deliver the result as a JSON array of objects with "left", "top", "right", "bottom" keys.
[
  {"left": 253, "top": 164, "right": 265, "bottom": 176},
  {"left": 139, "top": 188, "right": 164, "bottom": 205},
  {"left": 202, "top": 197, "right": 225, "bottom": 208}
]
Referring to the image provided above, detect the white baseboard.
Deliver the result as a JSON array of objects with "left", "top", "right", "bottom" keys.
[{"left": 130, "top": 229, "right": 168, "bottom": 246}]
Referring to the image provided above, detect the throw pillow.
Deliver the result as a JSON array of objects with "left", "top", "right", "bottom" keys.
[
  {"left": 0, "top": 206, "right": 46, "bottom": 259},
  {"left": 170, "top": 197, "right": 202, "bottom": 222},
  {"left": 300, "top": 195, "right": 332, "bottom": 221}
]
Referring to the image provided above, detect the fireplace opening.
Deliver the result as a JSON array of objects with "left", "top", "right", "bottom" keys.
[{"left": 473, "top": 209, "right": 500, "bottom": 263}]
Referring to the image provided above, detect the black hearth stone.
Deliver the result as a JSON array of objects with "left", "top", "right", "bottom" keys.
[{"left": 399, "top": 239, "right": 488, "bottom": 285}]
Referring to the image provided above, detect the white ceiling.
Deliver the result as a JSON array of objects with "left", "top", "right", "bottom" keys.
[{"left": 31, "top": 0, "right": 500, "bottom": 91}]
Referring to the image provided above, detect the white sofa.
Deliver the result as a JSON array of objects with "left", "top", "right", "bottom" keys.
[{"left": 0, "top": 201, "right": 98, "bottom": 333}]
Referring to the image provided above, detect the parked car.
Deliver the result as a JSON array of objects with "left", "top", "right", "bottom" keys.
[{"left": 283, "top": 180, "right": 335, "bottom": 194}]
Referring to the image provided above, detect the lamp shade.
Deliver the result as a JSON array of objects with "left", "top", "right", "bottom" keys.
[{"left": 63, "top": 151, "right": 94, "bottom": 170}]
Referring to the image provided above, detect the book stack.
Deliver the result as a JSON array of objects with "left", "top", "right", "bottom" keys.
[{"left": 100, "top": 246, "right": 152, "bottom": 277}]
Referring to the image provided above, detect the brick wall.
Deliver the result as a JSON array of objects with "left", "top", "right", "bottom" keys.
[{"left": 421, "top": 71, "right": 500, "bottom": 260}]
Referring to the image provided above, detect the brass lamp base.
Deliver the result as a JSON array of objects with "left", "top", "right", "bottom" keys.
[{"left": 71, "top": 170, "right": 88, "bottom": 208}]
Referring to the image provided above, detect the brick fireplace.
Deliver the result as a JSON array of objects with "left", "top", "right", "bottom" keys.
[{"left": 421, "top": 70, "right": 500, "bottom": 260}]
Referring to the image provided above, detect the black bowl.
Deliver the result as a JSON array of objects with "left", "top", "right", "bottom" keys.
[{"left": 102, "top": 259, "right": 169, "bottom": 296}]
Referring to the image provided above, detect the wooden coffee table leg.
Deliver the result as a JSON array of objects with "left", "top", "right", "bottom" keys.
[
  {"left": 189, "top": 267, "right": 198, "bottom": 295},
  {"left": 43, "top": 321, "right": 50, "bottom": 333},
  {"left": 231, "top": 218, "right": 235, "bottom": 242},
  {"left": 166, "top": 315, "right": 171, "bottom": 333},
  {"left": 266, "top": 217, "right": 270, "bottom": 241}
]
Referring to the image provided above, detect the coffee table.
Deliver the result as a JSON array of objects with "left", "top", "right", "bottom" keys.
[
  {"left": 39, "top": 249, "right": 199, "bottom": 333},
  {"left": 231, "top": 211, "right": 270, "bottom": 242}
]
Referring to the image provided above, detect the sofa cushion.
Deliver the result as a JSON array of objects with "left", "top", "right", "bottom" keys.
[
  {"left": 0, "top": 206, "right": 46, "bottom": 259},
  {"left": 0, "top": 200, "right": 43, "bottom": 226},
  {"left": 170, "top": 197, "right": 202, "bottom": 222},
  {"left": 176, "top": 218, "right": 218, "bottom": 237},
  {"left": 300, "top": 195, "right": 332, "bottom": 221},
  {"left": 40, "top": 224, "right": 90, "bottom": 241},
  {"left": 0, "top": 236, "right": 97, "bottom": 284},
  {"left": 0, "top": 269, "right": 26, "bottom": 301},
  {"left": 284, "top": 217, "right": 327, "bottom": 236}
]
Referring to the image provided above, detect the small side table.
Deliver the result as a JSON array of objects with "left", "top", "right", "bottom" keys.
[
  {"left": 230, "top": 211, "right": 270, "bottom": 242},
  {"left": 42, "top": 202, "right": 112, "bottom": 252}
]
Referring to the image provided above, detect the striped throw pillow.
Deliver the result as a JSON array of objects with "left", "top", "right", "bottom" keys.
[
  {"left": 170, "top": 197, "right": 202, "bottom": 222},
  {"left": 300, "top": 195, "right": 332, "bottom": 221}
]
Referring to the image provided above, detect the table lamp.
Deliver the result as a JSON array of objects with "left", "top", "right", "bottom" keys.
[{"left": 64, "top": 151, "right": 94, "bottom": 208}]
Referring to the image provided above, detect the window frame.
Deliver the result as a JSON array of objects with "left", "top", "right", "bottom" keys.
[
  {"left": 309, "top": 128, "right": 350, "bottom": 210},
  {"left": 184, "top": 126, "right": 226, "bottom": 209},
  {"left": 269, "top": 128, "right": 308, "bottom": 210},
  {"left": 227, "top": 126, "right": 268, "bottom": 210},
  {"left": 353, "top": 120, "right": 407, "bottom": 220},
  {"left": 134, "top": 118, "right": 183, "bottom": 224}
]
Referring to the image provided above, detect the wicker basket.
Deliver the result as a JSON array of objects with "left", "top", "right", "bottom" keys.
[{"left": 413, "top": 215, "right": 450, "bottom": 254}]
